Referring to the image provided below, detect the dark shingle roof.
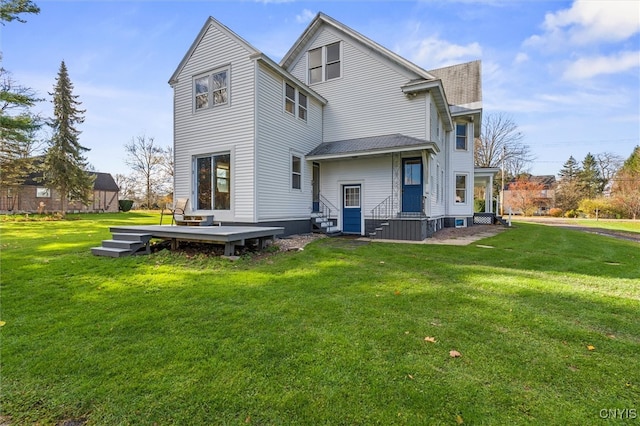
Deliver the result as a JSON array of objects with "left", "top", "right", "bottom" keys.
[
  {"left": 307, "top": 134, "right": 438, "bottom": 158},
  {"left": 428, "top": 60, "right": 482, "bottom": 107}
]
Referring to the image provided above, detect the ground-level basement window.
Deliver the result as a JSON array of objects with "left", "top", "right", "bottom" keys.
[
  {"left": 195, "top": 153, "right": 230, "bottom": 210},
  {"left": 455, "top": 174, "right": 467, "bottom": 203}
]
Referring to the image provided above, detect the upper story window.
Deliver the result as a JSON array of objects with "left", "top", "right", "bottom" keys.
[
  {"left": 308, "top": 42, "right": 341, "bottom": 84},
  {"left": 456, "top": 123, "right": 468, "bottom": 150},
  {"left": 284, "top": 83, "right": 307, "bottom": 122},
  {"left": 194, "top": 66, "right": 229, "bottom": 111}
]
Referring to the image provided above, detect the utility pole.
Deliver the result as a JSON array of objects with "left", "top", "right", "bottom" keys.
[{"left": 500, "top": 146, "right": 506, "bottom": 216}]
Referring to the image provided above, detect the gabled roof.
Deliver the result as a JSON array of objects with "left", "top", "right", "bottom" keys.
[
  {"left": 307, "top": 134, "right": 440, "bottom": 160},
  {"left": 169, "top": 16, "right": 260, "bottom": 86},
  {"left": 25, "top": 170, "right": 119, "bottom": 192},
  {"left": 249, "top": 53, "right": 327, "bottom": 105},
  {"left": 280, "top": 12, "right": 436, "bottom": 82}
]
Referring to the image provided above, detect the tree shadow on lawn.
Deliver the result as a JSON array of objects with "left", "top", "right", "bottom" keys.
[{"left": 4, "top": 232, "right": 640, "bottom": 424}]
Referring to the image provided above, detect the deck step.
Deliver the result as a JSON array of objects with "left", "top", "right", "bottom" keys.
[
  {"left": 92, "top": 232, "right": 153, "bottom": 257},
  {"left": 111, "top": 233, "right": 153, "bottom": 242},
  {"left": 102, "top": 240, "right": 145, "bottom": 250},
  {"left": 91, "top": 246, "right": 133, "bottom": 258}
]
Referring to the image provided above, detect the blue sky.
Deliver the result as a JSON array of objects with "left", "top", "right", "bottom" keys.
[{"left": 3, "top": 0, "right": 639, "bottom": 177}]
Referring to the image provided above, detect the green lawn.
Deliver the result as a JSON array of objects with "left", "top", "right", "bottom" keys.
[{"left": 1, "top": 213, "right": 639, "bottom": 425}]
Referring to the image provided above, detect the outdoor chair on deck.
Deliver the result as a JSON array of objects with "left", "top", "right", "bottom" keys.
[
  {"left": 160, "top": 198, "right": 214, "bottom": 226},
  {"left": 160, "top": 198, "right": 189, "bottom": 225}
]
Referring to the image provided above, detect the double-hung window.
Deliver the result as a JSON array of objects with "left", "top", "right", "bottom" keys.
[
  {"left": 194, "top": 67, "right": 229, "bottom": 111},
  {"left": 455, "top": 174, "right": 467, "bottom": 204},
  {"left": 195, "top": 153, "right": 231, "bottom": 210},
  {"left": 308, "top": 42, "right": 341, "bottom": 84},
  {"left": 291, "top": 155, "right": 302, "bottom": 190},
  {"left": 456, "top": 123, "right": 467, "bottom": 150},
  {"left": 284, "top": 83, "right": 307, "bottom": 122}
]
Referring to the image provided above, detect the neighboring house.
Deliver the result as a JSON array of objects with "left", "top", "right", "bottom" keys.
[
  {"left": 170, "top": 13, "right": 488, "bottom": 240},
  {"left": 503, "top": 175, "right": 556, "bottom": 216},
  {"left": 0, "top": 170, "right": 120, "bottom": 213}
]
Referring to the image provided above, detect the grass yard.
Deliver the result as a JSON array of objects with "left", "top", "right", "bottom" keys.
[{"left": 1, "top": 213, "right": 639, "bottom": 425}]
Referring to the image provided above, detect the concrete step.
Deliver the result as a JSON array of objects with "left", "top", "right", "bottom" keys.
[{"left": 91, "top": 246, "right": 132, "bottom": 257}]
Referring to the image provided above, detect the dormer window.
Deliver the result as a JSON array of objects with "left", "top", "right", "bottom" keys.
[{"left": 308, "top": 42, "right": 341, "bottom": 84}]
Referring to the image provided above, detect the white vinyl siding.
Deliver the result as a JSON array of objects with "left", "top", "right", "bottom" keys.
[
  {"left": 318, "top": 156, "right": 392, "bottom": 225},
  {"left": 288, "top": 27, "right": 426, "bottom": 142},
  {"left": 255, "top": 63, "right": 323, "bottom": 221},
  {"left": 172, "top": 22, "right": 256, "bottom": 223}
]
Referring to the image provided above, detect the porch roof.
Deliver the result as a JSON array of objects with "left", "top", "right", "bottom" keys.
[{"left": 306, "top": 134, "right": 440, "bottom": 161}]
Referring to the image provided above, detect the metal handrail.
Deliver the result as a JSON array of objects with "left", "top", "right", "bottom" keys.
[
  {"left": 318, "top": 194, "right": 339, "bottom": 220},
  {"left": 371, "top": 195, "right": 393, "bottom": 221}
]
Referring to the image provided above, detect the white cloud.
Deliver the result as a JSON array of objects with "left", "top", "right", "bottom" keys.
[
  {"left": 397, "top": 33, "right": 482, "bottom": 69},
  {"left": 295, "top": 9, "right": 315, "bottom": 24},
  {"left": 526, "top": 0, "right": 640, "bottom": 47},
  {"left": 513, "top": 52, "right": 529, "bottom": 65},
  {"left": 563, "top": 51, "right": 640, "bottom": 80}
]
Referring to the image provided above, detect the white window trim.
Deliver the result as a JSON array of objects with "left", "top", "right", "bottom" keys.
[
  {"left": 283, "top": 82, "right": 308, "bottom": 122},
  {"left": 192, "top": 151, "right": 232, "bottom": 212},
  {"left": 36, "top": 187, "right": 51, "bottom": 198},
  {"left": 307, "top": 42, "right": 342, "bottom": 85},
  {"left": 455, "top": 123, "right": 468, "bottom": 151},
  {"left": 455, "top": 173, "right": 468, "bottom": 204},
  {"left": 290, "top": 151, "right": 304, "bottom": 191},
  {"left": 193, "top": 65, "right": 231, "bottom": 113}
]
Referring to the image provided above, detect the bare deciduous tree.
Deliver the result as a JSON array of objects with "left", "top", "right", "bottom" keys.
[
  {"left": 475, "top": 112, "right": 533, "bottom": 177},
  {"left": 124, "top": 134, "right": 166, "bottom": 208},
  {"left": 595, "top": 152, "right": 623, "bottom": 191}
]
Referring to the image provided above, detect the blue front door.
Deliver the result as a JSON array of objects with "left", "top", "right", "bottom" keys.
[
  {"left": 343, "top": 185, "right": 361, "bottom": 234},
  {"left": 402, "top": 158, "right": 423, "bottom": 213}
]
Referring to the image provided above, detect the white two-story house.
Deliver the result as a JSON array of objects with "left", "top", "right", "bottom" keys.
[{"left": 169, "top": 13, "right": 486, "bottom": 240}]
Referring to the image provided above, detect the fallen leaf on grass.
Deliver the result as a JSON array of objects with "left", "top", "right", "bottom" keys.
[
  {"left": 587, "top": 345, "right": 596, "bottom": 351},
  {"left": 394, "top": 290, "right": 401, "bottom": 295},
  {"left": 424, "top": 336, "right": 436, "bottom": 343},
  {"left": 0, "top": 321, "right": 5, "bottom": 327},
  {"left": 449, "top": 350, "right": 462, "bottom": 358},
  {"left": 456, "top": 414, "right": 464, "bottom": 424},
  {"left": 407, "top": 374, "right": 414, "bottom": 380}
]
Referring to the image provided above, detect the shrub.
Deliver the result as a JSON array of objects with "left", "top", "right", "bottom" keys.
[
  {"left": 549, "top": 208, "right": 563, "bottom": 217},
  {"left": 119, "top": 200, "right": 134, "bottom": 212},
  {"left": 564, "top": 209, "right": 579, "bottom": 218}
]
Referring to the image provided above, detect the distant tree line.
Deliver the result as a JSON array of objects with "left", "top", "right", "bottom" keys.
[{"left": 475, "top": 113, "right": 639, "bottom": 219}]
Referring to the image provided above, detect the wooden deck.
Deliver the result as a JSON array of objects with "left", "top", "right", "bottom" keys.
[{"left": 108, "top": 225, "right": 285, "bottom": 256}]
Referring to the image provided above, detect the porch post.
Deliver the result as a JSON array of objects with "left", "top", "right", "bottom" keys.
[{"left": 486, "top": 175, "right": 494, "bottom": 213}]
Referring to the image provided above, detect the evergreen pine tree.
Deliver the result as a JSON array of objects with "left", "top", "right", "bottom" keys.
[
  {"left": 0, "top": 68, "right": 42, "bottom": 200},
  {"left": 578, "top": 153, "right": 604, "bottom": 199},
  {"left": 43, "top": 61, "right": 94, "bottom": 216},
  {"left": 555, "top": 156, "right": 582, "bottom": 212}
]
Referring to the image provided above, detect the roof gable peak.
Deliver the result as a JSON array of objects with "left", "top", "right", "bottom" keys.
[
  {"left": 280, "top": 12, "right": 436, "bottom": 81},
  {"left": 169, "top": 16, "right": 260, "bottom": 86}
]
